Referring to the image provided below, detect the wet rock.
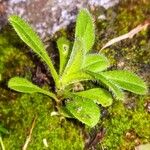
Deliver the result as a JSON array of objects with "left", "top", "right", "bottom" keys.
[{"left": 1, "top": 0, "right": 119, "bottom": 38}]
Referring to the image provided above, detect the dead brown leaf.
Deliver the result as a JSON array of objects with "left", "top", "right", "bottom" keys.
[
  {"left": 22, "top": 115, "right": 37, "bottom": 150},
  {"left": 101, "top": 19, "right": 150, "bottom": 51}
]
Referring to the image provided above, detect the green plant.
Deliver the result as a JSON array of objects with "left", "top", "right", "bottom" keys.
[{"left": 8, "top": 9, "right": 147, "bottom": 127}]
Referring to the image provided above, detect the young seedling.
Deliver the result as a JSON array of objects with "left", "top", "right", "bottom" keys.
[{"left": 8, "top": 9, "right": 147, "bottom": 127}]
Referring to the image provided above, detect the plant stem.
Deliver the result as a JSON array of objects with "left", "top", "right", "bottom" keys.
[
  {"left": 0, "top": 136, "right": 5, "bottom": 150},
  {"left": 40, "top": 90, "right": 59, "bottom": 103}
]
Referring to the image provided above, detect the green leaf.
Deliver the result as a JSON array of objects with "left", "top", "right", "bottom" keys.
[
  {"left": 61, "top": 72, "right": 92, "bottom": 88},
  {"left": 66, "top": 96, "right": 100, "bottom": 127},
  {"left": 63, "top": 39, "right": 84, "bottom": 74},
  {"left": 87, "top": 71, "right": 124, "bottom": 100},
  {"left": 99, "top": 70, "right": 147, "bottom": 95},
  {"left": 57, "top": 37, "right": 70, "bottom": 75},
  {"left": 8, "top": 77, "right": 57, "bottom": 101},
  {"left": 0, "top": 125, "right": 8, "bottom": 135},
  {"left": 61, "top": 9, "right": 95, "bottom": 87},
  {"left": 59, "top": 107, "right": 74, "bottom": 118},
  {"left": 75, "top": 9, "right": 95, "bottom": 52},
  {"left": 82, "top": 54, "right": 109, "bottom": 73},
  {"left": 8, "top": 16, "right": 59, "bottom": 86},
  {"left": 75, "top": 88, "right": 113, "bottom": 107},
  {"left": 61, "top": 39, "right": 85, "bottom": 86}
]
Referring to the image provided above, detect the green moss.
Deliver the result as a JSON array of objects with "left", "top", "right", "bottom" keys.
[
  {"left": 95, "top": 0, "right": 150, "bottom": 74},
  {"left": 1, "top": 93, "right": 83, "bottom": 149},
  {"left": 0, "top": 26, "right": 34, "bottom": 80},
  {"left": 100, "top": 96, "right": 150, "bottom": 150}
]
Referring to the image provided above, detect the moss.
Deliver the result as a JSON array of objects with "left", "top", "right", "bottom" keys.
[
  {"left": 1, "top": 93, "right": 83, "bottom": 149},
  {"left": 95, "top": 0, "right": 150, "bottom": 76},
  {"left": 100, "top": 96, "right": 150, "bottom": 150},
  {"left": 0, "top": 26, "right": 34, "bottom": 80}
]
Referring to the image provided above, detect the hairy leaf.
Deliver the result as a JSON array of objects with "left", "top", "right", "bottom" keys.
[
  {"left": 61, "top": 72, "right": 92, "bottom": 88},
  {"left": 82, "top": 54, "right": 109, "bottom": 73},
  {"left": 75, "top": 9, "right": 95, "bottom": 52},
  {"left": 100, "top": 71, "right": 147, "bottom": 95},
  {"left": 9, "top": 16, "right": 59, "bottom": 86},
  {"left": 57, "top": 37, "right": 70, "bottom": 75},
  {"left": 61, "top": 9, "right": 95, "bottom": 86},
  {"left": 61, "top": 39, "right": 85, "bottom": 86},
  {"left": 8, "top": 77, "right": 57, "bottom": 100},
  {"left": 66, "top": 96, "right": 100, "bottom": 127},
  {"left": 63, "top": 39, "right": 84, "bottom": 74},
  {"left": 75, "top": 88, "right": 113, "bottom": 107},
  {"left": 87, "top": 71, "right": 124, "bottom": 100}
]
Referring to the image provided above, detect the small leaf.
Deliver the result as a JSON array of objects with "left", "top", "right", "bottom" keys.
[
  {"left": 8, "top": 77, "right": 44, "bottom": 93},
  {"left": 75, "top": 88, "right": 113, "bottom": 107},
  {"left": 57, "top": 37, "right": 70, "bottom": 75},
  {"left": 61, "top": 71, "right": 92, "bottom": 88},
  {"left": 75, "top": 9, "right": 95, "bottom": 52},
  {"left": 63, "top": 39, "right": 84, "bottom": 75},
  {"left": 66, "top": 96, "right": 100, "bottom": 127},
  {"left": 87, "top": 71, "right": 124, "bottom": 100},
  {"left": 9, "top": 16, "right": 59, "bottom": 86},
  {"left": 0, "top": 124, "right": 8, "bottom": 135},
  {"left": 82, "top": 54, "right": 109, "bottom": 73},
  {"left": 61, "top": 39, "right": 85, "bottom": 86},
  {"left": 8, "top": 77, "right": 57, "bottom": 100},
  {"left": 100, "top": 71, "right": 147, "bottom": 95}
]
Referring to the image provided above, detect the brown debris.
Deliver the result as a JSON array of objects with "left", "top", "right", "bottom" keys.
[
  {"left": 84, "top": 127, "right": 105, "bottom": 150},
  {"left": 144, "top": 100, "right": 150, "bottom": 113}
]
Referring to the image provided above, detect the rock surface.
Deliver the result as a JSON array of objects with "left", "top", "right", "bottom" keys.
[{"left": 1, "top": 0, "right": 119, "bottom": 38}]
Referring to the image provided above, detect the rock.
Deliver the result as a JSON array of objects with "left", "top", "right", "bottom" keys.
[
  {"left": 0, "top": 1, "right": 7, "bottom": 30},
  {"left": 1, "top": 0, "right": 119, "bottom": 38}
]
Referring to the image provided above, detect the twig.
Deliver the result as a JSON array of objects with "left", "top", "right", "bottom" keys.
[
  {"left": 0, "top": 136, "right": 5, "bottom": 150},
  {"left": 101, "top": 19, "right": 150, "bottom": 50},
  {"left": 22, "top": 115, "right": 37, "bottom": 150}
]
